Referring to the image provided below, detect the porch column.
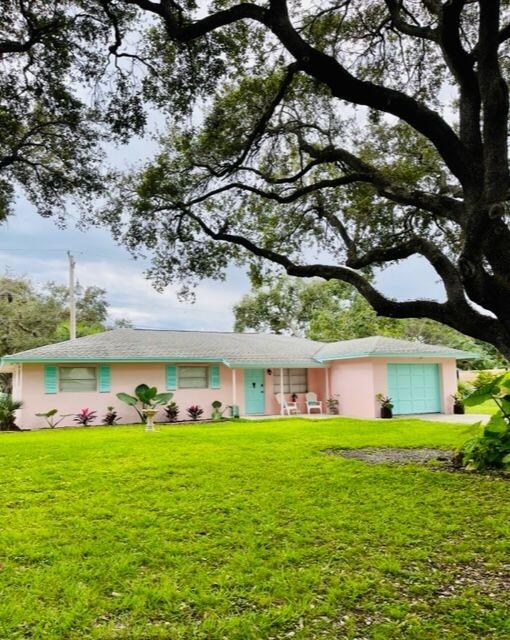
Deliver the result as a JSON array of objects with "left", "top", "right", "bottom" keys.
[
  {"left": 279, "top": 367, "right": 284, "bottom": 415},
  {"left": 325, "top": 367, "right": 330, "bottom": 400},
  {"left": 232, "top": 368, "right": 237, "bottom": 407}
]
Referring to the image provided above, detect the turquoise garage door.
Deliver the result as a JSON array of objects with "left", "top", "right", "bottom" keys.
[{"left": 387, "top": 364, "right": 442, "bottom": 415}]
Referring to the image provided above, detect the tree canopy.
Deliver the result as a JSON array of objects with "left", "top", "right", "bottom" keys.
[
  {"left": 87, "top": 0, "right": 510, "bottom": 359},
  {"left": 0, "top": 1, "right": 148, "bottom": 221},
  {"left": 233, "top": 275, "right": 505, "bottom": 369},
  {"left": 4, "top": 2, "right": 510, "bottom": 358}
]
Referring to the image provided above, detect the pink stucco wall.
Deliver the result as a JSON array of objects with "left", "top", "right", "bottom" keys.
[
  {"left": 329, "top": 359, "right": 378, "bottom": 418},
  {"left": 16, "top": 362, "right": 242, "bottom": 429},
  {"left": 14, "top": 357, "right": 459, "bottom": 428},
  {"left": 329, "top": 357, "right": 458, "bottom": 418}
]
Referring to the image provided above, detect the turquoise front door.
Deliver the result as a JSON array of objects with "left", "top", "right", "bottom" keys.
[
  {"left": 244, "top": 369, "right": 265, "bottom": 415},
  {"left": 387, "top": 364, "right": 441, "bottom": 415}
]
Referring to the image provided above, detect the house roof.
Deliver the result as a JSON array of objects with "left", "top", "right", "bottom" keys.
[
  {"left": 314, "top": 335, "right": 477, "bottom": 361},
  {"left": 1, "top": 328, "right": 478, "bottom": 366}
]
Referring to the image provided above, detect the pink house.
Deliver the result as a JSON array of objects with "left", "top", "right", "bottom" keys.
[{"left": 2, "top": 329, "right": 476, "bottom": 429}]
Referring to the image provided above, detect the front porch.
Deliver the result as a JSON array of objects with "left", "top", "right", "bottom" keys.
[{"left": 229, "top": 365, "right": 330, "bottom": 417}]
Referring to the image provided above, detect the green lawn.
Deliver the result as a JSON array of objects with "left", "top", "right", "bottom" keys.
[
  {"left": 0, "top": 418, "right": 509, "bottom": 640},
  {"left": 465, "top": 399, "right": 500, "bottom": 415}
]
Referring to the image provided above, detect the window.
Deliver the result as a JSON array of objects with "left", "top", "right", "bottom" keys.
[
  {"left": 178, "top": 366, "right": 209, "bottom": 389},
  {"left": 273, "top": 368, "right": 308, "bottom": 393},
  {"left": 59, "top": 367, "right": 97, "bottom": 392}
]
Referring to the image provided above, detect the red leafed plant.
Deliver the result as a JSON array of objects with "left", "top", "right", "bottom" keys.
[
  {"left": 74, "top": 408, "right": 97, "bottom": 426},
  {"left": 187, "top": 405, "right": 204, "bottom": 421}
]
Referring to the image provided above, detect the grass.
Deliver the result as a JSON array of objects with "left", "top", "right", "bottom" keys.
[
  {"left": 0, "top": 417, "right": 509, "bottom": 640},
  {"left": 465, "top": 399, "right": 500, "bottom": 415}
]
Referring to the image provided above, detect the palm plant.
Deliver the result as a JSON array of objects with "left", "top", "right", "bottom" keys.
[{"left": 0, "top": 396, "right": 22, "bottom": 431}]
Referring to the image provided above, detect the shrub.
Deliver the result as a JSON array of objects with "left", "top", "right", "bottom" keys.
[
  {"left": 103, "top": 406, "right": 120, "bottom": 426},
  {"left": 74, "top": 408, "right": 97, "bottom": 426},
  {"left": 472, "top": 370, "right": 498, "bottom": 391},
  {"left": 187, "top": 405, "right": 204, "bottom": 421},
  {"left": 457, "top": 381, "right": 473, "bottom": 399},
  {"left": 164, "top": 401, "right": 180, "bottom": 422},
  {"left": 460, "top": 373, "right": 510, "bottom": 471},
  {"left": 0, "top": 396, "right": 22, "bottom": 431}
]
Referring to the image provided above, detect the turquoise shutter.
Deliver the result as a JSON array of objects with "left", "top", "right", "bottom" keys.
[
  {"left": 44, "top": 366, "right": 58, "bottom": 394},
  {"left": 98, "top": 365, "right": 111, "bottom": 392},
  {"left": 210, "top": 365, "right": 220, "bottom": 389},
  {"left": 166, "top": 365, "right": 177, "bottom": 390}
]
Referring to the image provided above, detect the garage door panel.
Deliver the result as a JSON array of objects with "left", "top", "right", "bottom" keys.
[{"left": 387, "top": 363, "right": 441, "bottom": 415}]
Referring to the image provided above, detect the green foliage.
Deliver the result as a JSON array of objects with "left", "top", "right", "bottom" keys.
[
  {"left": 233, "top": 276, "right": 497, "bottom": 368},
  {"left": 0, "top": 274, "right": 130, "bottom": 357},
  {"left": 459, "top": 374, "right": 510, "bottom": 470},
  {"left": 116, "top": 384, "right": 173, "bottom": 423},
  {"left": 0, "top": 395, "right": 22, "bottom": 430},
  {"left": 471, "top": 370, "right": 500, "bottom": 391},
  {"left": 376, "top": 394, "right": 394, "bottom": 410}
]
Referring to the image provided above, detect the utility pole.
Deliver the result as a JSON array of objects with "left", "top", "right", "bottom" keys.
[{"left": 67, "top": 251, "right": 76, "bottom": 340}]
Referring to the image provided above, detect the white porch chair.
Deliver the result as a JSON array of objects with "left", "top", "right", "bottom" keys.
[
  {"left": 276, "top": 393, "right": 299, "bottom": 416},
  {"left": 305, "top": 392, "right": 323, "bottom": 415}
]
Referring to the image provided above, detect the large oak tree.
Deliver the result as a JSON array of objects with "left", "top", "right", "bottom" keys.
[{"left": 6, "top": 1, "right": 510, "bottom": 358}]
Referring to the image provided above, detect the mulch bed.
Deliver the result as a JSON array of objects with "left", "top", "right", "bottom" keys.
[
  {"left": 325, "top": 447, "right": 455, "bottom": 466},
  {"left": 323, "top": 447, "right": 510, "bottom": 478}
]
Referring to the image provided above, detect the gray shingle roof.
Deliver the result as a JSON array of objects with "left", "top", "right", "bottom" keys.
[
  {"left": 1, "top": 329, "right": 477, "bottom": 365},
  {"left": 314, "top": 336, "right": 477, "bottom": 361}
]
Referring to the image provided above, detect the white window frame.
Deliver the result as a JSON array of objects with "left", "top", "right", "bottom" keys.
[
  {"left": 59, "top": 366, "right": 98, "bottom": 392},
  {"left": 273, "top": 368, "right": 308, "bottom": 394},
  {"left": 177, "top": 365, "right": 210, "bottom": 389}
]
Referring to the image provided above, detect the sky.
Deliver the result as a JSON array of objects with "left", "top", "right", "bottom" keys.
[{"left": 0, "top": 197, "right": 444, "bottom": 331}]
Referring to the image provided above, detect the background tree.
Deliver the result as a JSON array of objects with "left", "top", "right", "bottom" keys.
[
  {"left": 0, "top": 273, "right": 130, "bottom": 357},
  {"left": 93, "top": 0, "right": 510, "bottom": 360},
  {"left": 234, "top": 275, "right": 505, "bottom": 369}
]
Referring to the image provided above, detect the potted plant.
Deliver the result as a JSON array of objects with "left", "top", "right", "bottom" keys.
[
  {"left": 376, "top": 394, "right": 394, "bottom": 419},
  {"left": 326, "top": 396, "right": 340, "bottom": 415},
  {"left": 211, "top": 400, "right": 230, "bottom": 420},
  {"left": 116, "top": 384, "right": 173, "bottom": 423},
  {"left": 451, "top": 393, "right": 465, "bottom": 414}
]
